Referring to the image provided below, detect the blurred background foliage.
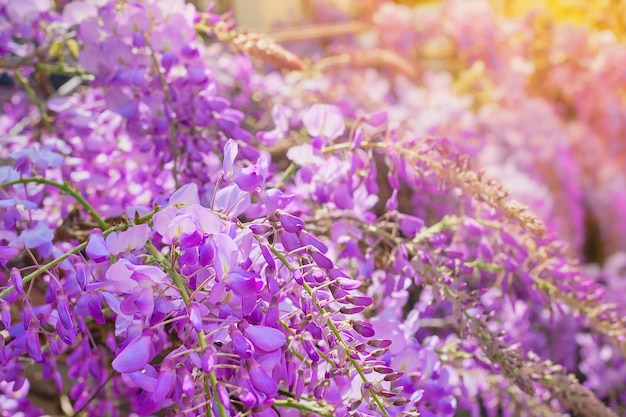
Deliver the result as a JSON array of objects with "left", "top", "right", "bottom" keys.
[{"left": 200, "top": 0, "right": 626, "bottom": 266}]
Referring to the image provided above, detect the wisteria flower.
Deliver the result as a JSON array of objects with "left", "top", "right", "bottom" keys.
[{"left": 302, "top": 104, "right": 345, "bottom": 142}]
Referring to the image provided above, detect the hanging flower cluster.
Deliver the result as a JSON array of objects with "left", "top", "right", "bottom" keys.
[{"left": 1, "top": 1, "right": 625, "bottom": 417}]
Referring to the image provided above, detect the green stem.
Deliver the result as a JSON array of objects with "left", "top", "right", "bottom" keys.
[
  {"left": 275, "top": 162, "right": 297, "bottom": 188},
  {"left": 0, "top": 177, "right": 108, "bottom": 229},
  {"left": 0, "top": 208, "right": 158, "bottom": 299},
  {"left": 14, "top": 70, "right": 52, "bottom": 132},
  {"left": 145, "top": 242, "right": 226, "bottom": 417},
  {"left": 268, "top": 246, "right": 390, "bottom": 417},
  {"left": 34, "top": 62, "right": 93, "bottom": 79},
  {"left": 273, "top": 399, "right": 334, "bottom": 417},
  {"left": 146, "top": 243, "right": 190, "bottom": 305},
  {"left": 0, "top": 239, "right": 87, "bottom": 298}
]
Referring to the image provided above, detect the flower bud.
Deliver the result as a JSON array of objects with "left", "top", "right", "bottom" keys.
[
  {"left": 75, "top": 262, "right": 89, "bottom": 291},
  {"left": 309, "top": 248, "right": 334, "bottom": 270},
  {"left": 276, "top": 211, "right": 305, "bottom": 233},
  {"left": 25, "top": 322, "right": 43, "bottom": 362},
  {"left": 9, "top": 267, "right": 24, "bottom": 296},
  {"left": 353, "top": 322, "right": 375, "bottom": 337},
  {"left": 340, "top": 305, "right": 365, "bottom": 314},
  {"left": 86, "top": 230, "right": 109, "bottom": 263}
]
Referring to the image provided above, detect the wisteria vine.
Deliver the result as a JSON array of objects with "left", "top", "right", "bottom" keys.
[{"left": 1, "top": 0, "right": 626, "bottom": 416}]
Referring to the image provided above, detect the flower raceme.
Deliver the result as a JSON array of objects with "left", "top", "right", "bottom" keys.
[
  {"left": 1, "top": 0, "right": 625, "bottom": 416},
  {"left": 0, "top": 174, "right": 395, "bottom": 416}
]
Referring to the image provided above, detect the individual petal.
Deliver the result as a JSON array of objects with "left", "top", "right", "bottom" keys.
[
  {"left": 180, "top": 229, "right": 203, "bottom": 248},
  {"left": 230, "top": 327, "right": 253, "bottom": 359},
  {"left": 330, "top": 269, "right": 361, "bottom": 289},
  {"left": 256, "top": 129, "right": 282, "bottom": 147},
  {"left": 86, "top": 229, "right": 109, "bottom": 263},
  {"left": 213, "top": 183, "right": 251, "bottom": 216},
  {"left": 213, "top": 382, "right": 231, "bottom": 412},
  {"left": 62, "top": 1, "right": 98, "bottom": 26},
  {"left": 214, "top": 234, "right": 238, "bottom": 282},
  {"left": 463, "top": 218, "right": 484, "bottom": 238},
  {"left": 22, "top": 221, "right": 54, "bottom": 249},
  {"left": 223, "top": 139, "right": 238, "bottom": 178},
  {"left": 169, "top": 183, "right": 200, "bottom": 207},
  {"left": 216, "top": 111, "right": 242, "bottom": 133},
  {"left": 188, "top": 303, "right": 203, "bottom": 332},
  {"left": 152, "top": 208, "right": 177, "bottom": 239},
  {"left": 87, "top": 292, "right": 106, "bottom": 324},
  {"left": 263, "top": 189, "right": 294, "bottom": 212},
  {"left": 249, "top": 365, "right": 278, "bottom": 395},
  {"left": 276, "top": 211, "right": 304, "bottom": 233},
  {"left": 125, "top": 368, "right": 158, "bottom": 392},
  {"left": 106, "top": 224, "right": 151, "bottom": 255},
  {"left": 255, "top": 348, "right": 282, "bottom": 370},
  {"left": 56, "top": 319, "right": 77, "bottom": 345},
  {"left": 152, "top": 361, "right": 176, "bottom": 404},
  {"left": 366, "top": 110, "right": 388, "bottom": 127},
  {"left": 112, "top": 331, "right": 153, "bottom": 373},
  {"left": 202, "top": 350, "right": 215, "bottom": 373},
  {"left": 303, "top": 339, "right": 320, "bottom": 362},
  {"left": 103, "top": 259, "right": 137, "bottom": 293},
  {"left": 56, "top": 288, "right": 74, "bottom": 331},
  {"left": 25, "top": 323, "right": 43, "bottom": 362},
  {"left": 302, "top": 104, "right": 345, "bottom": 141},
  {"left": 280, "top": 232, "right": 301, "bottom": 252},
  {"left": 180, "top": 247, "right": 200, "bottom": 268},
  {"left": 0, "top": 299, "right": 11, "bottom": 329},
  {"left": 271, "top": 104, "right": 289, "bottom": 132},
  {"left": 299, "top": 231, "right": 328, "bottom": 253},
  {"left": 120, "top": 286, "right": 154, "bottom": 317},
  {"left": 227, "top": 267, "right": 261, "bottom": 298},
  {"left": 253, "top": 406, "right": 279, "bottom": 417},
  {"left": 398, "top": 214, "right": 424, "bottom": 238},
  {"left": 10, "top": 267, "right": 24, "bottom": 295},
  {"left": 255, "top": 104, "right": 289, "bottom": 146},
  {"left": 259, "top": 244, "right": 276, "bottom": 270},
  {"left": 309, "top": 248, "right": 334, "bottom": 270},
  {"left": 285, "top": 144, "right": 324, "bottom": 166},
  {"left": 232, "top": 164, "right": 263, "bottom": 191},
  {"left": 353, "top": 322, "right": 376, "bottom": 337},
  {"left": 244, "top": 325, "right": 286, "bottom": 352},
  {"left": 199, "top": 241, "right": 215, "bottom": 267},
  {"left": 188, "top": 204, "right": 223, "bottom": 235},
  {"left": 0, "top": 245, "right": 19, "bottom": 263},
  {"left": 346, "top": 295, "right": 373, "bottom": 307},
  {"left": 162, "top": 214, "right": 198, "bottom": 245},
  {"left": 75, "top": 262, "right": 89, "bottom": 291},
  {"left": 128, "top": 263, "right": 168, "bottom": 286}
]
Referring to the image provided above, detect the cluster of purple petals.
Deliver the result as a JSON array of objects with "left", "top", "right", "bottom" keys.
[{"left": 1, "top": 0, "right": 626, "bottom": 416}]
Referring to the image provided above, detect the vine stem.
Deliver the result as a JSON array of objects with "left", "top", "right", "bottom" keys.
[
  {"left": 275, "top": 162, "right": 297, "bottom": 188},
  {"left": 0, "top": 177, "right": 108, "bottom": 229},
  {"left": 0, "top": 208, "right": 158, "bottom": 299},
  {"left": 267, "top": 245, "right": 390, "bottom": 417},
  {"left": 0, "top": 238, "right": 87, "bottom": 298},
  {"left": 145, "top": 243, "right": 226, "bottom": 417},
  {"left": 34, "top": 62, "right": 94, "bottom": 79},
  {"left": 273, "top": 399, "right": 334, "bottom": 417},
  {"left": 14, "top": 70, "right": 52, "bottom": 132}
]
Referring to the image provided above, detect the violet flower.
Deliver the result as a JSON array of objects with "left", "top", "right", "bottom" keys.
[
  {"left": 86, "top": 229, "right": 109, "bottom": 263},
  {"left": 112, "top": 330, "right": 154, "bottom": 374},
  {"left": 303, "top": 104, "right": 345, "bottom": 143}
]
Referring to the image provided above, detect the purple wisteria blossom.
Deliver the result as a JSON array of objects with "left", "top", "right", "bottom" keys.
[
  {"left": 0, "top": 1, "right": 624, "bottom": 417},
  {"left": 303, "top": 104, "right": 346, "bottom": 143}
]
